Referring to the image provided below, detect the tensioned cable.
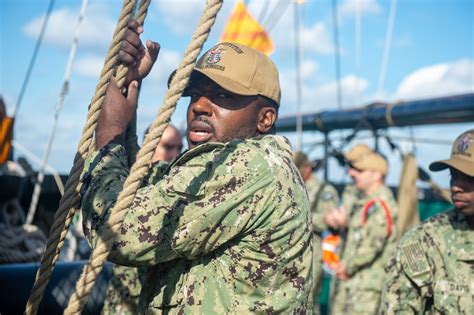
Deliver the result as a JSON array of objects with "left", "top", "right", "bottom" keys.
[
  {"left": 293, "top": 1, "right": 303, "bottom": 151},
  {"left": 376, "top": 0, "right": 398, "bottom": 96},
  {"left": 354, "top": 0, "right": 361, "bottom": 107},
  {"left": 26, "top": 0, "right": 89, "bottom": 226},
  {"left": 11, "top": 140, "right": 64, "bottom": 195},
  {"left": 12, "top": 0, "right": 56, "bottom": 118},
  {"left": 257, "top": 0, "right": 270, "bottom": 23},
  {"left": 331, "top": 0, "right": 342, "bottom": 109},
  {"left": 264, "top": 0, "right": 291, "bottom": 33}
]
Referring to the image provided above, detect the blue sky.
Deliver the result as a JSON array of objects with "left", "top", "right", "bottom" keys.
[{"left": 1, "top": 0, "right": 473, "bottom": 188}]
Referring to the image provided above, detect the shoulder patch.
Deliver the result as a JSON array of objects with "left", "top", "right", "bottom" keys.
[{"left": 400, "top": 241, "right": 431, "bottom": 277}]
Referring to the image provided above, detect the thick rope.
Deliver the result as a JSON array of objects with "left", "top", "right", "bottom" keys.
[
  {"left": 0, "top": 223, "right": 47, "bottom": 263},
  {"left": 65, "top": 1, "right": 223, "bottom": 313},
  {"left": 25, "top": 1, "right": 138, "bottom": 314},
  {"left": 117, "top": 1, "right": 151, "bottom": 165}
]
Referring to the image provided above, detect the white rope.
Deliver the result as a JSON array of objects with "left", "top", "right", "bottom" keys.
[
  {"left": 26, "top": 0, "right": 89, "bottom": 225},
  {"left": 12, "top": 140, "right": 64, "bottom": 196},
  {"left": 354, "top": 0, "right": 361, "bottom": 106},
  {"left": 376, "top": 0, "right": 398, "bottom": 96}
]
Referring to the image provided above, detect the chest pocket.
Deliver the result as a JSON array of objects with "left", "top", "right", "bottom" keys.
[{"left": 432, "top": 280, "right": 474, "bottom": 314}]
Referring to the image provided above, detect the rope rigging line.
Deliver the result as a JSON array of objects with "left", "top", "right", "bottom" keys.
[
  {"left": 263, "top": 0, "right": 291, "bottom": 33},
  {"left": 65, "top": 0, "right": 224, "bottom": 313},
  {"left": 331, "top": 0, "right": 343, "bottom": 109},
  {"left": 26, "top": 0, "right": 90, "bottom": 226},
  {"left": 12, "top": 0, "right": 56, "bottom": 118},
  {"left": 376, "top": 0, "right": 398, "bottom": 96},
  {"left": 293, "top": 1, "right": 303, "bottom": 151},
  {"left": 354, "top": 0, "right": 361, "bottom": 107},
  {"left": 25, "top": 1, "right": 142, "bottom": 313}
]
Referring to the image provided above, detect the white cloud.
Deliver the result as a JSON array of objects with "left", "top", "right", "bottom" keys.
[
  {"left": 154, "top": 1, "right": 206, "bottom": 34},
  {"left": 396, "top": 59, "right": 474, "bottom": 100},
  {"left": 146, "top": 49, "right": 181, "bottom": 85},
  {"left": 74, "top": 55, "right": 104, "bottom": 78},
  {"left": 300, "top": 59, "right": 319, "bottom": 80},
  {"left": 300, "top": 22, "right": 335, "bottom": 54},
  {"left": 339, "top": 0, "right": 382, "bottom": 19},
  {"left": 23, "top": 3, "right": 116, "bottom": 52},
  {"left": 279, "top": 72, "right": 370, "bottom": 114}
]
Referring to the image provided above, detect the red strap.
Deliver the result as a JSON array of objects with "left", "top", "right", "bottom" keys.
[{"left": 362, "top": 198, "right": 393, "bottom": 236}]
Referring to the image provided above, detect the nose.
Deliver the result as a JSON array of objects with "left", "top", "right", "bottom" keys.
[
  {"left": 191, "top": 96, "right": 212, "bottom": 116},
  {"left": 451, "top": 177, "right": 465, "bottom": 193}
]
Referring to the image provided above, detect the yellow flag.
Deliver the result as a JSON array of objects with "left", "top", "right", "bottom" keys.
[{"left": 220, "top": 0, "right": 274, "bottom": 55}]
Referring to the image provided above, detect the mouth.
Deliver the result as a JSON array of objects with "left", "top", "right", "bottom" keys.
[{"left": 187, "top": 119, "right": 214, "bottom": 145}]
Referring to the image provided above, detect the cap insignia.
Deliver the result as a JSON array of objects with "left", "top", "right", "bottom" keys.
[
  {"left": 206, "top": 47, "right": 225, "bottom": 65},
  {"left": 456, "top": 133, "right": 471, "bottom": 153}
]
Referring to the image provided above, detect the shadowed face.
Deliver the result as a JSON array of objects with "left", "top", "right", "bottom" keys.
[
  {"left": 185, "top": 74, "right": 275, "bottom": 149},
  {"left": 450, "top": 168, "right": 474, "bottom": 217}
]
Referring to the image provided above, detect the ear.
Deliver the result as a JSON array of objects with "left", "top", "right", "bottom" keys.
[{"left": 257, "top": 106, "right": 277, "bottom": 134}]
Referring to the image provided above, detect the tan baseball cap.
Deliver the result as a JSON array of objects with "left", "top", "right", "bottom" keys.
[
  {"left": 350, "top": 152, "right": 388, "bottom": 176},
  {"left": 429, "top": 129, "right": 474, "bottom": 176},
  {"left": 174, "top": 42, "right": 281, "bottom": 106},
  {"left": 344, "top": 144, "right": 373, "bottom": 162},
  {"left": 293, "top": 151, "right": 309, "bottom": 169}
]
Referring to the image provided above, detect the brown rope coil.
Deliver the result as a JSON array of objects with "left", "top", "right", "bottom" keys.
[{"left": 64, "top": 0, "right": 223, "bottom": 313}]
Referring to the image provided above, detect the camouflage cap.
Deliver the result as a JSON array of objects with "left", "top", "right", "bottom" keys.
[
  {"left": 350, "top": 152, "right": 388, "bottom": 176},
  {"left": 344, "top": 144, "right": 373, "bottom": 162},
  {"left": 175, "top": 42, "right": 281, "bottom": 106},
  {"left": 293, "top": 151, "right": 309, "bottom": 169},
  {"left": 429, "top": 129, "right": 474, "bottom": 176}
]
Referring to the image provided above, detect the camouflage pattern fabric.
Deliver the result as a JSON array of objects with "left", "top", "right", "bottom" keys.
[
  {"left": 305, "top": 177, "right": 339, "bottom": 314},
  {"left": 102, "top": 162, "right": 169, "bottom": 314},
  {"left": 102, "top": 265, "right": 142, "bottom": 315},
  {"left": 331, "top": 185, "right": 398, "bottom": 315},
  {"left": 380, "top": 209, "right": 474, "bottom": 314},
  {"left": 81, "top": 135, "right": 314, "bottom": 314}
]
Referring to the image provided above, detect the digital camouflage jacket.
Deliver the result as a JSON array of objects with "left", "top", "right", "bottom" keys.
[
  {"left": 81, "top": 135, "right": 313, "bottom": 314},
  {"left": 380, "top": 209, "right": 474, "bottom": 314}
]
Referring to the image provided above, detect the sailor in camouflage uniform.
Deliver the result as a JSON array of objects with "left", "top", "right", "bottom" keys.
[
  {"left": 380, "top": 129, "right": 474, "bottom": 314},
  {"left": 80, "top": 20, "right": 313, "bottom": 314},
  {"left": 326, "top": 147, "right": 398, "bottom": 314},
  {"left": 293, "top": 151, "right": 340, "bottom": 313}
]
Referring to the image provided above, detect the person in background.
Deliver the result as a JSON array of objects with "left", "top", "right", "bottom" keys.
[
  {"left": 148, "top": 124, "right": 183, "bottom": 163},
  {"left": 380, "top": 129, "right": 474, "bottom": 314},
  {"left": 293, "top": 151, "right": 339, "bottom": 314},
  {"left": 326, "top": 145, "right": 398, "bottom": 314}
]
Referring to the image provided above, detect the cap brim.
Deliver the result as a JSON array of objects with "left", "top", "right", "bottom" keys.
[
  {"left": 192, "top": 68, "right": 259, "bottom": 96},
  {"left": 429, "top": 158, "right": 474, "bottom": 176}
]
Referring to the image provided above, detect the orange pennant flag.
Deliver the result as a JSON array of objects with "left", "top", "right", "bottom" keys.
[
  {"left": 0, "top": 116, "right": 14, "bottom": 165},
  {"left": 220, "top": 0, "right": 274, "bottom": 55}
]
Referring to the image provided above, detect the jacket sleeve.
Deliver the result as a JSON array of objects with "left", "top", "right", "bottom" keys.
[
  {"left": 342, "top": 200, "right": 391, "bottom": 276},
  {"left": 312, "top": 185, "right": 339, "bottom": 233},
  {"left": 81, "top": 142, "right": 275, "bottom": 267}
]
